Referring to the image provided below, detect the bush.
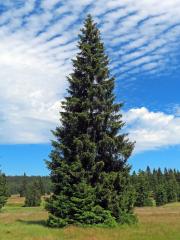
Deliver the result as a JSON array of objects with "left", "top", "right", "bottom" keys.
[
  {"left": 144, "top": 197, "right": 156, "bottom": 207},
  {"left": 118, "top": 211, "right": 138, "bottom": 225},
  {"left": 25, "top": 181, "right": 41, "bottom": 207}
]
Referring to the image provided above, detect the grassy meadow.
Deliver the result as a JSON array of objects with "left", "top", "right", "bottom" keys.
[{"left": 0, "top": 195, "right": 179, "bottom": 240}]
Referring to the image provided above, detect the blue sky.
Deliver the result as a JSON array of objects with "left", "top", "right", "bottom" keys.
[{"left": 0, "top": 0, "right": 179, "bottom": 175}]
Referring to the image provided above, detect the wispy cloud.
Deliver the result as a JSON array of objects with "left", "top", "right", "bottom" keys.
[
  {"left": 173, "top": 104, "right": 180, "bottom": 117},
  {"left": 0, "top": 0, "right": 179, "bottom": 148}
]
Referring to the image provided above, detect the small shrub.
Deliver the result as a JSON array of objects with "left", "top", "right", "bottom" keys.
[
  {"left": 144, "top": 197, "right": 156, "bottom": 207},
  {"left": 24, "top": 181, "right": 41, "bottom": 207},
  {"left": 118, "top": 211, "right": 138, "bottom": 225}
]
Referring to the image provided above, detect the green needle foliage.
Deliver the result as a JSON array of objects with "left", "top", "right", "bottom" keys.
[
  {"left": 155, "top": 184, "right": 167, "bottom": 206},
  {"left": 25, "top": 181, "right": 41, "bottom": 207},
  {"left": 46, "top": 14, "right": 136, "bottom": 227},
  {"left": 0, "top": 172, "right": 8, "bottom": 210},
  {"left": 19, "top": 173, "right": 28, "bottom": 197}
]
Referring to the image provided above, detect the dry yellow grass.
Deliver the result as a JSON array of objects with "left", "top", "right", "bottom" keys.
[
  {"left": 0, "top": 195, "right": 179, "bottom": 240},
  {"left": 7, "top": 194, "right": 25, "bottom": 205}
]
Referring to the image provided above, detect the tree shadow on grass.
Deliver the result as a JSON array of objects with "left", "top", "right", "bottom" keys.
[{"left": 17, "top": 219, "right": 47, "bottom": 227}]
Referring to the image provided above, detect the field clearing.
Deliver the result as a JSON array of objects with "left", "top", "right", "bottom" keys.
[{"left": 0, "top": 195, "right": 179, "bottom": 240}]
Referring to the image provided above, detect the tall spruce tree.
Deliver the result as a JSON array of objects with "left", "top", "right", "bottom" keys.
[{"left": 46, "top": 15, "right": 135, "bottom": 227}]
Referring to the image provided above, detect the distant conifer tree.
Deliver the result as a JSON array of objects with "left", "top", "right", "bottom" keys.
[
  {"left": 19, "top": 173, "right": 27, "bottom": 197},
  {"left": 166, "top": 170, "right": 178, "bottom": 203},
  {"left": 134, "top": 171, "right": 150, "bottom": 207},
  {"left": 155, "top": 184, "right": 167, "bottom": 206},
  {"left": 46, "top": 15, "right": 135, "bottom": 227},
  {"left": 37, "top": 177, "right": 46, "bottom": 195},
  {"left": 0, "top": 172, "right": 8, "bottom": 209},
  {"left": 25, "top": 181, "right": 41, "bottom": 207}
]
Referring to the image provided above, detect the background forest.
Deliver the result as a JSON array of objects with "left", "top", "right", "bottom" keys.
[{"left": 3, "top": 167, "right": 180, "bottom": 208}]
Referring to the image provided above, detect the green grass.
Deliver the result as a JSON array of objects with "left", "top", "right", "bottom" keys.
[{"left": 0, "top": 195, "right": 180, "bottom": 240}]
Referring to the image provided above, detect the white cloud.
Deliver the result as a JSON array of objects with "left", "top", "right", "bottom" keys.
[
  {"left": 124, "top": 107, "right": 180, "bottom": 153},
  {"left": 0, "top": 0, "right": 179, "bottom": 146}
]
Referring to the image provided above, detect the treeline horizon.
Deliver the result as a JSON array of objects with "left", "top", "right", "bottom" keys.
[
  {"left": 132, "top": 167, "right": 180, "bottom": 207},
  {"left": 6, "top": 167, "right": 180, "bottom": 207},
  {"left": 5, "top": 167, "right": 180, "bottom": 177},
  {"left": 6, "top": 175, "right": 52, "bottom": 196}
]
